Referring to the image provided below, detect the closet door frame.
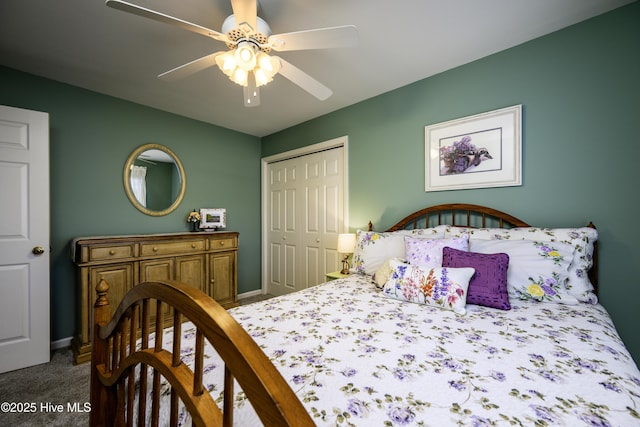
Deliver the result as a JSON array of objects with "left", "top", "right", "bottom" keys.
[{"left": 261, "top": 136, "right": 349, "bottom": 295}]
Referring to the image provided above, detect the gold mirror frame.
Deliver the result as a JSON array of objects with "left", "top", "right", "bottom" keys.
[{"left": 123, "top": 143, "right": 186, "bottom": 216}]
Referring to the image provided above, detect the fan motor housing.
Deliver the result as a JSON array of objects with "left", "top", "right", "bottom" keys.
[{"left": 222, "top": 15, "right": 272, "bottom": 53}]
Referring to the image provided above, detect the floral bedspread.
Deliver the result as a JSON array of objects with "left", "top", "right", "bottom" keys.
[{"left": 155, "top": 275, "right": 640, "bottom": 426}]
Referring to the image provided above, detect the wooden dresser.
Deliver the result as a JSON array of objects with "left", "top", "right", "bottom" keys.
[{"left": 71, "top": 231, "right": 238, "bottom": 364}]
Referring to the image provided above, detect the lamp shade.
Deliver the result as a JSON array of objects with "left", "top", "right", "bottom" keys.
[{"left": 337, "top": 233, "right": 356, "bottom": 254}]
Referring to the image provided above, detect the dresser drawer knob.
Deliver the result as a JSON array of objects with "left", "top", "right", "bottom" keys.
[
  {"left": 153, "top": 247, "right": 158, "bottom": 252},
  {"left": 191, "top": 243, "right": 196, "bottom": 248},
  {"left": 109, "top": 250, "right": 115, "bottom": 255},
  {"left": 219, "top": 241, "right": 225, "bottom": 246}
]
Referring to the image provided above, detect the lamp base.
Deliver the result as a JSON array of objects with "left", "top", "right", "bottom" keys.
[{"left": 340, "top": 256, "right": 350, "bottom": 275}]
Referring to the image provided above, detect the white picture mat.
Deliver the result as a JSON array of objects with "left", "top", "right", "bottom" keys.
[{"left": 425, "top": 105, "right": 522, "bottom": 192}]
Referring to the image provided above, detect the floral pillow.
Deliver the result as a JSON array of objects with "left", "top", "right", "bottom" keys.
[
  {"left": 382, "top": 259, "right": 474, "bottom": 314},
  {"left": 444, "top": 226, "right": 598, "bottom": 303},
  {"left": 350, "top": 227, "right": 444, "bottom": 275},
  {"left": 500, "top": 227, "right": 598, "bottom": 303},
  {"left": 404, "top": 235, "right": 469, "bottom": 269},
  {"left": 442, "top": 247, "right": 511, "bottom": 310},
  {"left": 469, "top": 239, "right": 577, "bottom": 304}
]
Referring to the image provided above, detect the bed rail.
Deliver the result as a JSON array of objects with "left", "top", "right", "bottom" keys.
[{"left": 90, "top": 279, "right": 314, "bottom": 427}]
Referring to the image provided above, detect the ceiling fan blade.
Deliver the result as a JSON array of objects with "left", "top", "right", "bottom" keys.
[
  {"left": 243, "top": 73, "right": 260, "bottom": 107},
  {"left": 274, "top": 57, "right": 332, "bottom": 101},
  {"left": 105, "top": 0, "right": 229, "bottom": 43},
  {"left": 158, "top": 52, "right": 224, "bottom": 81},
  {"left": 230, "top": 0, "right": 257, "bottom": 31},
  {"left": 269, "top": 25, "right": 358, "bottom": 52}
]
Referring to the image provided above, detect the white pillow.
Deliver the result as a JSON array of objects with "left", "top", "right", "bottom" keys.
[
  {"left": 445, "top": 226, "right": 598, "bottom": 303},
  {"left": 470, "top": 239, "right": 577, "bottom": 304},
  {"left": 350, "top": 227, "right": 445, "bottom": 275},
  {"left": 382, "top": 259, "right": 474, "bottom": 314}
]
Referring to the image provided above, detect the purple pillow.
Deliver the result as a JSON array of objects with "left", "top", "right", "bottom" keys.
[{"left": 442, "top": 246, "right": 511, "bottom": 310}]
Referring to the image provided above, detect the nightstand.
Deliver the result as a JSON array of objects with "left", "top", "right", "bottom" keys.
[{"left": 326, "top": 270, "right": 349, "bottom": 281}]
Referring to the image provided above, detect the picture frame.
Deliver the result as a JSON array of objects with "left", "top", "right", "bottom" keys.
[
  {"left": 199, "top": 208, "right": 226, "bottom": 230},
  {"left": 425, "top": 104, "right": 522, "bottom": 192}
]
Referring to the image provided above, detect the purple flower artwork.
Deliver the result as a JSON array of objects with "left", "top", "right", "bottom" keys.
[{"left": 440, "top": 135, "right": 493, "bottom": 175}]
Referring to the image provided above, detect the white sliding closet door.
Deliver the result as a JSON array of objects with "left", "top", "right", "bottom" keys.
[{"left": 264, "top": 139, "right": 347, "bottom": 296}]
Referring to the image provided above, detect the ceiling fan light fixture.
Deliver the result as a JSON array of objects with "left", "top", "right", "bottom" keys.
[
  {"left": 254, "top": 53, "right": 281, "bottom": 87},
  {"left": 216, "top": 50, "right": 237, "bottom": 76},
  {"left": 235, "top": 41, "right": 257, "bottom": 71},
  {"left": 256, "top": 52, "right": 274, "bottom": 73},
  {"left": 231, "top": 67, "right": 248, "bottom": 86},
  {"left": 254, "top": 68, "right": 270, "bottom": 86},
  {"left": 106, "top": 0, "right": 358, "bottom": 107}
]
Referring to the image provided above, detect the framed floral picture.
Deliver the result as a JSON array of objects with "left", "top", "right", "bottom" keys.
[{"left": 425, "top": 105, "right": 522, "bottom": 192}]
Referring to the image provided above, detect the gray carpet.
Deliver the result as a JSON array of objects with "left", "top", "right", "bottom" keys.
[
  {"left": 0, "top": 294, "right": 273, "bottom": 426},
  {"left": 0, "top": 347, "right": 90, "bottom": 426}
]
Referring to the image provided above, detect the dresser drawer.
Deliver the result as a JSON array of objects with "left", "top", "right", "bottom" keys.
[
  {"left": 209, "top": 236, "right": 237, "bottom": 250},
  {"left": 140, "top": 239, "right": 206, "bottom": 256},
  {"left": 88, "top": 244, "right": 134, "bottom": 262}
]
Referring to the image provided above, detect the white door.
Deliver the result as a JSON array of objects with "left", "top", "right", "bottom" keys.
[
  {"left": 266, "top": 156, "right": 299, "bottom": 296},
  {"left": 264, "top": 139, "right": 346, "bottom": 296},
  {"left": 300, "top": 148, "right": 343, "bottom": 287},
  {"left": 0, "top": 105, "right": 50, "bottom": 373}
]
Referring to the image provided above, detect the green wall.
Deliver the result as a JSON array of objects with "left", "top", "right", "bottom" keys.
[
  {"left": 262, "top": 3, "right": 640, "bottom": 364},
  {"left": 0, "top": 66, "right": 262, "bottom": 342}
]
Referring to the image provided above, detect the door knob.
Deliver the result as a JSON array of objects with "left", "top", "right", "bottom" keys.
[{"left": 32, "top": 246, "right": 45, "bottom": 255}]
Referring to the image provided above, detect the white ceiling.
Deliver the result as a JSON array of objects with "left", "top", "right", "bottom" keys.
[{"left": 0, "top": 0, "right": 633, "bottom": 137}]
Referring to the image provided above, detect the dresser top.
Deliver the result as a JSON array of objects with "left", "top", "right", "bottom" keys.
[{"left": 71, "top": 231, "right": 238, "bottom": 261}]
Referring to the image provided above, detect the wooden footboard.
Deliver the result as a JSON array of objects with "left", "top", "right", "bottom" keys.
[{"left": 90, "top": 278, "right": 314, "bottom": 427}]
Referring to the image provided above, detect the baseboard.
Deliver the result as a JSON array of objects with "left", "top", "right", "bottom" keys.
[
  {"left": 238, "top": 289, "right": 264, "bottom": 300},
  {"left": 51, "top": 337, "right": 72, "bottom": 350}
]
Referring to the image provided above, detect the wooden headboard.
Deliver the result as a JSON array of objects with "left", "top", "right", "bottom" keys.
[
  {"left": 385, "top": 203, "right": 530, "bottom": 231},
  {"left": 369, "top": 203, "right": 597, "bottom": 294}
]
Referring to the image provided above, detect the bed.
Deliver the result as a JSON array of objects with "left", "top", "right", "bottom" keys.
[{"left": 90, "top": 203, "right": 640, "bottom": 426}]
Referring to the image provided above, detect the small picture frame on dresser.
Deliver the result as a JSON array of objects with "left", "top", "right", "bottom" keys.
[{"left": 200, "top": 208, "right": 226, "bottom": 230}]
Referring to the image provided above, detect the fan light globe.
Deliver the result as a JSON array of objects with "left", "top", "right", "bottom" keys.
[
  {"left": 254, "top": 68, "right": 269, "bottom": 86},
  {"left": 216, "top": 51, "right": 237, "bottom": 76},
  {"left": 232, "top": 68, "right": 248, "bottom": 86},
  {"left": 254, "top": 53, "right": 281, "bottom": 86},
  {"left": 257, "top": 52, "right": 273, "bottom": 72},
  {"left": 235, "top": 42, "right": 257, "bottom": 71}
]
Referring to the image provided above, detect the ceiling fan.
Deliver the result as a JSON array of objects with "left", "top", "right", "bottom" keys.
[{"left": 105, "top": 0, "right": 359, "bottom": 107}]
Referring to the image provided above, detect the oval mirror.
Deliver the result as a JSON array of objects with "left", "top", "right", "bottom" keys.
[{"left": 123, "top": 143, "right": 186, "bottom": 216}]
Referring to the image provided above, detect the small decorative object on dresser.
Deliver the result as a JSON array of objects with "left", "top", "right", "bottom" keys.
[
  {"left": 186, "top": 209, "right": 201, "bottom": 232},
  {"left": 71, "top": 231, "right": 238, "bottom": 364},
  {"left": 200, "top": 208, "right": 226, "bottom": 230}
]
